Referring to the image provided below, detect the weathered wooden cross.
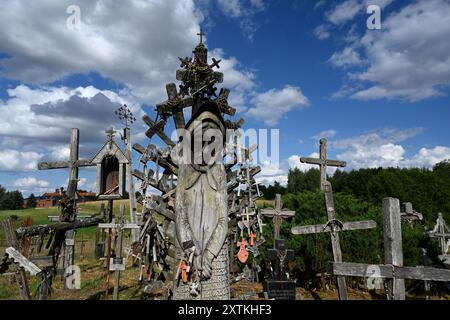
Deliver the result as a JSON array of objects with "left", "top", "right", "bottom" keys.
[
  {"left": 98, "top": 204, "right": 140, "bottom": 300},
  {"left": 38, "top": 128, "right": 95, "bottom": 288},
  {"left": 290, "top": 185, "right": 377, "bottom": 300},
  {"left": 426, "top": 212, "right": 450, "bottom": 264},
  {"left": 260, "top": 194, "right": 295, "bottom": 242},
  {"left": 330, "top": 198, "right": 450, "bottom": 300},
  {"left": 292, "top": 139, "right": 376, "bottom": 300},
  {"left": 300, "top": 138, "right": 346, "bottom": 191}
]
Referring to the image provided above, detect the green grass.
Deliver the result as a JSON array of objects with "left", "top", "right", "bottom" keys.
[{"left": 0, "top": 200, "right": 143, "bottom": 241}]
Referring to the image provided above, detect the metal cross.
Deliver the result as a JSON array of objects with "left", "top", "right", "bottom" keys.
[
  {"left": 300, "top": 138, "right": 346, "bottom": 191},
  {"left": 115, "top": 104, "right": 136, "bottom": 129},
  {"left": 197, "top": 29, "right": 205, "bottom": 43}
]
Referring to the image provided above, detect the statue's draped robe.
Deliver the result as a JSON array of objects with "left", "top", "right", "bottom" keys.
[{"left": 173, "top": 111, "right": 229, "bottom": 300}]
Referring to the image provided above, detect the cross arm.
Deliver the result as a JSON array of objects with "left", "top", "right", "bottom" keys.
[
  {"left": 299, "top": 157, "right": 346, "bottom": 168},
  {"left": 330, "top": 262, "right": 450, "bottom": 282},
  {"left": 260, "top": 209, "right": 295, "bottom": 218},
  {"left": 38, "top": 159, "right": 93, "bottom": 170},
  {"left": 291, "top": 220, "right": 376, "bottom": 235}
]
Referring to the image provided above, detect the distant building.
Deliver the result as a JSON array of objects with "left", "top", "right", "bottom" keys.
[{"left": 36, "top": 187, "right": 96, "bottom": 208}]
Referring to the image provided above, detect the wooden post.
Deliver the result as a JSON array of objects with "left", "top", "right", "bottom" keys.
[
  {"left": 113, "top": 204, "right": 126, "bottom": 300},
  {"left": 383, "top": 197, "right": 405, "bottom": 300},
  {"left": 1, "top": 219, "right": 31, "bottom": 300},
  {"left": 63, "top": 128, "right": 79, "bottom": 282},
  {"left": 324, "top": 181, "right": 347, "bottom": 300},
  {"left": 104, "top": 199, "right": 114, "bottom": 300},
  {"left": 125, "top": 127, "right": 139, "bottom": 243}
]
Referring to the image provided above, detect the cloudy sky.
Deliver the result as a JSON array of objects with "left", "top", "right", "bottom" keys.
[{"left": 0, "top": 0, "right": 450, "bottom": 195}]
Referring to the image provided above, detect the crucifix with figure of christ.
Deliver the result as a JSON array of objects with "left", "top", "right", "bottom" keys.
[{"left": 291, "top": 138, "right": 377, "bottom": 300}]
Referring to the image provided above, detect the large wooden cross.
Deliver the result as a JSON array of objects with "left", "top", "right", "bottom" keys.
[
  {"left": 291, "top": 183, "right": 377, "bottom": 300},
  {"left": 38, "top": 128, "right": 95, "bottom": 288},
  {"left": 260, "top": 194, "right": 295, "bottom": 242},
  {"left": 330, "top": 198, "right": 450, "bottom": 300},
  {"left": 300, "top": 138, "right": 346, "bottom": 191},
  {"left": 98, "top": 204, "right": 140, "bottom": 300}
]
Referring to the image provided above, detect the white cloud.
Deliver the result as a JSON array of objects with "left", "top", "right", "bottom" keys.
[
  {"left": 215, "top": 0, "right": 266, "bottom": 40},
  {"left": 0, "top": 150, "right": 43, "bottom": 172},
  {"left": 330, "top": 0, "right": 450, "bottom": 101},
  {"left": 332, "top": 127, "right": 450, "bottom": 169},
  {"left": 313, "top": 24, "right": 331, "bottom": 40},
  {"left": 326, "top": 0, "right": 362, "bottom": 25},
  {"left": 328, "top": 47, "right": 364, "bottom": 68},
  {"left": 312, "top": 129, "right": 337, "bottom": 140},
  {"left": 0, "top": 1, "right": 206, "bottom": 104},
  {"left": 246, "top": 86, "right": 310, "bottom": 126},
  {"left": 326, "top": 0, "right": 394, "bottom": 25},
  {"left": 255, "top": 160, "right": 288, "bottom": 186},
  {"left": 13, "top": 177, "right": 50, "bottom": 189}
]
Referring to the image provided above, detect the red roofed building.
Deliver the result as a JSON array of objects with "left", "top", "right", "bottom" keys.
[{"left": 37, "top": 187, "right": 97, "bottom": 208}]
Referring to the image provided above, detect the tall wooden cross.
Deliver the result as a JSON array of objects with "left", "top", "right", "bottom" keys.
[
  {"left": 98, "top": 204, "right": 140, "bottom": 300},
  {"left": 38, "top": 128, "right": 95, "bottom": 288},
  {"left": 330, "top": 198, "right": 450, "bottom": 300},
  {"left": 300, "top": 138, "right": 346, "bottom": 191},
  {"left": 260, "top": 194, "right": 295, "bottom": 242},
  {"left": 291, "top": 184, "right": 377, "bottom": 300}
]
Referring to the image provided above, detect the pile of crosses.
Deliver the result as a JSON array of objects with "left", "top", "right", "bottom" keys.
[{"left": 129, "top": 32, "right": 266, "bottom": 297}]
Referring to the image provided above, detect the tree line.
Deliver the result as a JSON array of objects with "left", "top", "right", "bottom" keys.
[
  {"left": 0, "top": 185, "right": 30, "bottom": 210},
  {"left": 257, "top": 160, "right": 450, "bottom": 290}
]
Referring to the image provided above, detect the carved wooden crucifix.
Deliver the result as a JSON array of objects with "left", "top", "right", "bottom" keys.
[
  {"left": 300, "top": 138, "right": 346, "bottom": 191},
  {"left": 260, "top": 194, "right": 295, "bottom": 243},
  {"left": 156, "top": 83, "right": 193, "bottom": 130},
  {"left": 38, "top": 128, "right": 95, "bottom": 288}
]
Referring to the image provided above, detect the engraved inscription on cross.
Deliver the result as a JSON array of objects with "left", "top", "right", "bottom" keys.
[
  {"left": 261, "top": 194, "right": 295, "bottom": 242},
  {"left": 300, "top": 138, "right": 346, "bottom": 191}
]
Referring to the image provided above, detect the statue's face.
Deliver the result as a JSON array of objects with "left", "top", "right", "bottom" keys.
[{"left": 190, "top": 119, "right": 224, "bottom": 167}]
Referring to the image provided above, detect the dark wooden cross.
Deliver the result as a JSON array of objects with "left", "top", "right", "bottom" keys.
[
  {"left": 330, "top": 198, "right": 450, "bottom": 300},
  {"left": 156, "top": 83, "right": 193, "bottom": 130},
  {"left": 38, "top": 128, "right": 95, "bottom": 288},
  {"left": 261, "top": 194, "right": 295, "bottom": 242},
  {"left": 291, "top": 180, "right": 376, "bottom": 300},
  {"left": 142, "top": 115, "right": 175, "bottom": 148},
  {"left": 300, "top": 138, "right": 346, "bottom": 191},
  {"left": 267, "top": 239, "right": 294, "bottom": 281}
]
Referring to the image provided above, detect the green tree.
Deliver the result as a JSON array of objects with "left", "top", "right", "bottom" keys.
[{"left": 26, "top": 194, "right": 37, "bottom": 208}]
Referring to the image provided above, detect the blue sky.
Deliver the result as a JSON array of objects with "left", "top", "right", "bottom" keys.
[{"left": 0, "top": 0, "right": 449, "bottom": 196}]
